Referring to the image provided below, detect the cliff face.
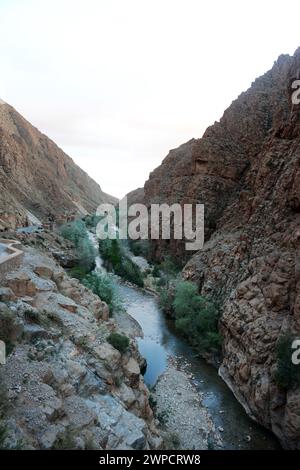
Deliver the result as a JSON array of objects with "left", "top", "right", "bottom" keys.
[
  {"left": 141, "top": 48, "right": 300, "bottom": 448},
  {"left": 143, "top": 52, "right": 297, "bottom": 261},
  {"left": 0, "top": 102, "right": 117, "bottom": 230}
]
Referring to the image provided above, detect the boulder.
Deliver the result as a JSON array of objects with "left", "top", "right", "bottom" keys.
[
  {"left": 123, "top": 358, "right": 140, "bottom": 388},
  {"left": 0, "top": 287, "right": 16, "bottom": 302},
  {"left": 93, "top": 344, "right": 121, "bottom": 371}
]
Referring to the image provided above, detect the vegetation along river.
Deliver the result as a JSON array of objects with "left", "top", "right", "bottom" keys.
[
  {"left": 116, "top": 282, "right": 280, "bottom": 450},
  {"left": 90, "top": 232, "right": 280, "bottom": 450}
]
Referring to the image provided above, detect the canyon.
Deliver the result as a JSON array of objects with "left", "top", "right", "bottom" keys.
[{"left": 1, "top": 47, "right": 300, "bottom": 450}]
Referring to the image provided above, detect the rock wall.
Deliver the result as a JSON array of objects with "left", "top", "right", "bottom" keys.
[
  {"left": 0, "top": 240, "right": 24, "bottom": 281},
  {"left": 140, "top": 48, "right": 300, "bottom": 448}
]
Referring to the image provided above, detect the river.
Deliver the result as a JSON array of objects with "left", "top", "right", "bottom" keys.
[{"left": 90, "top": 232, "right": 280, "bottom": 450}]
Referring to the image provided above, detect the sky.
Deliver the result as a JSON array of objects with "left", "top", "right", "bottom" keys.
[{"left": 0, "top": 0, "right": 300, "bottom": 199}]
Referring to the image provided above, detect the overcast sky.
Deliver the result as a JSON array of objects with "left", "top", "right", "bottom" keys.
[{"left": 0, "top": 0, "right": 299, "bottom": 198}]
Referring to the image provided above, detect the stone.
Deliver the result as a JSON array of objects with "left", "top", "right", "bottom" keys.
[
  {"left": 123, "top": 358, "right": 140, "bottom": 388},
  {"left": 63, "top": 396, "right": 97, "bottom": 429},
  {"left": 115, "top": 383, "right": 136, "bottom": 408},
  {"left": 0, "top": 287, "right": 16, "bottom": 302},
  {"left": 34, "top": 265, "right": 53, "bottom": 279},
  {"left": 93, "top": 344, "right": 121, "bottom": 371},
  {"left": 23, "top": 324, "right": 50, "bottom": 341}
]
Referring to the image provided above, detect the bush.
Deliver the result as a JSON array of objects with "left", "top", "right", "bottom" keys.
[
  {"left": 60, "top": 220, "right": 95, "bottom": 272},
  {"left": 115, "top": 257, "right": 144, "bottom": 287},
  {"left": 99, "top": 239, "right": 122, "bottom": 266},
  {"left": 173, "top": 281, "right": 222, "bottom": 354},
  {"left": 107, "top": 332, "right": 130, "bottom": 353},
  {"left": 152, "top": 264, "right": 161, "bottom": 278},
  {"left": 82, "top": 273, "right": 122, "bottom": 314},
  {"left": 60, "top": 220, "right": 87, "bottom": 245},
  {"left": 275, "top": 333, "right": 300, "bottom": 390},
  {"left": 84, "top": 214, "right": 102, "bottom": 229},
  {"left": 69, "top": 266, "right": 90, "bottom": 280},
  {"left": 158, "top": 285, "right": 175, "bottom": 315},
  {"left": 77, "top": 237, "right": 95, "bottom": 272},
  {"left": 160, "top": 256, "right": 182, "bottom": 277},
  {"left": 99, "top": 239, "right": 144, "bottom": 287},
  {"left": 129, "top": 239, "right": 151, "bottom": 258}
]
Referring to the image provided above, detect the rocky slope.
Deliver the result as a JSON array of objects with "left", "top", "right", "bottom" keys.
[
  {"left": 0, "top": 101, "right": 117, "bottom": 230},
  {"left": 0, "top": 246, "right": 161, "bottom": 450},
  {"left": 138, "top": 48, "right": 300, "bottom": 448}
]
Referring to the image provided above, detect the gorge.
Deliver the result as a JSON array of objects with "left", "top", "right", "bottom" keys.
[{"left": 1, "top": 46, "right": 300, "bottom": 451}]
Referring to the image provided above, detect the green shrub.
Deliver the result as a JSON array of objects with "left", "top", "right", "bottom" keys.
[
  {"left": 173, "top": 281, "right": 222, "bottom": 354},
  {"left": 77, "top": 237, "right": 95, "bottom": 272},
  {"left": 115, "top": 257, "right": 144, "bottom": 287},
  {"left": 107, "top": 332, "right": 130, "bottom": 353},
  {"left": 82, "top": 273, "right": 122, "bottom": 314},
  {"left": 99, "top": 239, "right": 144, "bottom": 287},
  {"left": 52, "top": 429, "right": 77, "bottom": 450},
  {"left": 158, "top": 286, "right": 174, "bottom": 314},
  {"left": 60, "top": 219, "right": 87, "bottom": 245},
  {"left": 69, "top": 266, "right": 90, "bottom": 280},
  {"left": 60, "top": 220, "right": 95, "bottom": 272},
  {"left": 160, "top": 256, "right": 182, "bottom": 277},
  {"left": 99, "top": 239, "right": 122, "bottom": 266},
  {"left": 152, "top": 265, "right": 161, "bottom": 278},
  {"left": 129, "top": 240, "right": 151, "bottom": 258},
  {"left": 173, "top": 281, "right": 201, "bottom": 317},
  {"left": 84, "top": 214, "right": 102, "bottom": 229},
  {"left": 275, "top": 333, "right": 300, "bottom": 390}
]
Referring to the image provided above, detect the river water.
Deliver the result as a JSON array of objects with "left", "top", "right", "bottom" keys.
[
  {"left": 116, "top": 282, "right": 280, "bottom": 450},
  {"left": 89, "top": 233, "right": 280, "bottom": 450}
]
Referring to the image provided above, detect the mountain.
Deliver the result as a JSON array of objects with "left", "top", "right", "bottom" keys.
[
  {"left": 136, "top": 48, "right": 300, "bottom": 448},
  {"left": 0, "top": 101, "right": 117, "bottom": 230}
]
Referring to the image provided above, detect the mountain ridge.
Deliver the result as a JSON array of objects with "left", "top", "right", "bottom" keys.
[{"left": 0, "top": 101, "right": 117, "bottom": 230}]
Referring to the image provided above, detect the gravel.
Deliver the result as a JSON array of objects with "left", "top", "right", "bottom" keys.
[{"left": 153, "top": 356, "right": 222, "bottom": 450}]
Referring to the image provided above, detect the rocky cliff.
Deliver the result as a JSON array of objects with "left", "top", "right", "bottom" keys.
[
  {"left": 139, "top": 48, "right": 300, "bottom": 448},
  {"left": 0, "top": 245, "right": 161, "bottom": 450},
  {"left": 0, "top": 101, "right": 117, "bottom": 230}
]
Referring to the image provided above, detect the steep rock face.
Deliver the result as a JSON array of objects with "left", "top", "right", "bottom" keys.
[
  {"left": 143, "top": 52, "right": 296, "bottom": 261},
  {"left": 141, "top": 48, "right": 300, "bottom": 448},
  {"left": 0, "top": 102, "right": 117, "bottom": 230}
]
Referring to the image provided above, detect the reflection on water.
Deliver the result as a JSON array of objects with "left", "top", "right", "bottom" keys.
[{"left": 117, "top": 281, "right": 281, "bottom": 450}]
